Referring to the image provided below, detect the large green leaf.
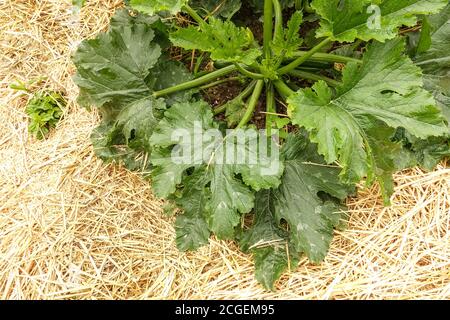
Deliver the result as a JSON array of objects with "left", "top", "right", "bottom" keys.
[
  {"left": 208, "top": 164, "right": 255, "bottom": 239},
  {"left": 241, "top": 133, "right": 353, "bottom": 289},
  {"left": 273, "top": 133, "right": 353, "bottom": 263},
  {"left": 288, "top": 39, "right": 448, "bottom": 185},
  {"left": 311, "top": 0, "right": 448, "bottom": 42},
  {"left": 91, "top": 97, "right": 165, "bottom": 171},
  {"left": 150, "top": 100, "right": 216, "bottom": 197},
  {"left": 73, "top": 9, "right": 190, "bottom": 114},
  {"left": 91, "top": 125, "right": 151, "bottom": 173},
  {"left": 415, "top": 3, "right": 450, "bottom": 113},
  {"left": 175, "top": 213, "right": 211, "bottom": 251},
  {"left": 173, "top": 168, "right": 211, "bottom": 251},
  {"left": 410, "top": 137, "right": 450, "bottom": 169},
  {"left": 150, "top": 100, "right": 284, "bottom": 240},
  {"left": 170, "top": 17, "right": 261, "bottom": 65},
  {"left": 415, "top": 3, "right": 450, "bottom": 65},
  {"left": 110, "top": 8, "right": 170, "bottom": 48},
  {"left": 365, "top": 123, "right": 416, "bottom": 203},
  {"left": 73, "top": 10, "right": 163, "bottom": 115},
  {"left": 394, "top": 129, "right": 450, "bottom": 171},
  {"left": 130, "top": 0, "right": 188, "bottom": 15},
  {"left": 73, "top": 10, "right": 194, "bottom": 171},
  {"left": 406, "top": 3, "right": 450, "bottom": 169},
  {"left": 116, "top": 97, "right": 166, "bottom": 151},
  {"left": 240, "top": 190, "right": 297, "bottom": 291}
]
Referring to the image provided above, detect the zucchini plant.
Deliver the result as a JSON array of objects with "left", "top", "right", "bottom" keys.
[{"left": 73, "top": 0, "right": 450, "bottom": 290}]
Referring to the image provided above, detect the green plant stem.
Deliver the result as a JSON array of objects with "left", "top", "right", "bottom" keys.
[
  {"left": 199, "top": 77, "right": 244, "bottom": 90},
  {"left": 293, "top": 66, "right": 331, "bottom": 73},
  {"left": 288, "top": 70, "right": 341, "bottom": 87},
  {"left": 263, "top": 0, "right": 273, "bottom": 58},
  {"left": 193, "top": 70, "right": 209, "bottom": 78},
  {"left": 278, "top": 38, "right": 332, "bottom": 75},
  {"left": 214, "top": 80, "right": 257, "bottom": 115},
  {"left": 272, "top": 0, "right": 283, "bottom": 40},
  {"left": 234, "top": 63, "right": 265, "bottom": 79},
  {"left": 303, "top": 1, "right": 315, "bottom": 13},
  {"left": 182, "top": 4, "right": 205, "bottom": 25},
  {"left": 273, "top": 80, "right": 294, "bottom": 99},
  {"left": 289, "top": 51, "right": 362, "bottom": 64},
  {"left": 153, "top": 65, "right": 237, "bottom": 98},
  {"left": 237, "top": 80, "right": 264, "bottom": 128},
  {"left": 265, "top": 83, "right": 276, "bottom": 134},
  {"left": 193, "top": 53, "right": 204, "bottom": 75}
]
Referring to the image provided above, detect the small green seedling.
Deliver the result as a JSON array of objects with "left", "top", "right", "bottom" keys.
[
  {"left": 25, "top": 91, "right": 65, "bottom": 140},
  {"left": 11, "top": 78, "right": 66, "bottom": 140}
]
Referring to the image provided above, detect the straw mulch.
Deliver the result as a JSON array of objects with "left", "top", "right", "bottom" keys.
[{"left": 0, "top": 0, "right": 449, "bottom": 300}]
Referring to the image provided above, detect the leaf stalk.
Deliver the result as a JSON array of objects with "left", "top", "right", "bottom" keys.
[
  {"left": 288, "top": 70, "right": 341, "bottom": 87},
  {"left": 278, "top": 38, "right": 332, "bottom": 75},
  {"left": 289, "top": 51, "right": 362, "bottom": 64},
  {"left": 265, "top": 83, "right": 276, "bottom": 134},
  {"left": 153, "top": 65, "right": 237, "bottom": 98},
  {"left": 234, "top": 63, "right": 265, "bottom": 79},
  {"left": 237, "top": 80, "right": 264, "bottom": 128},
  {"left": 263, "top": 0, "right": 273, "bottom": 58},
  {"left": 273, "top": 80, "right": 294, "bottom": 99},
  {"left": 182, "top": 4, "right": 205, "bottom": 25},
  {"left": 272, "top": 0, "right": 283, "bottom": 41},
  {"left": 199, "top": 76, "right": 245, "bottom": 90}
]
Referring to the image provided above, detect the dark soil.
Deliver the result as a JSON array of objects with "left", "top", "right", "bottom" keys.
[
  {"left": 202, "top": 78, "right": 243, "bottom": 108},
  {"left": 172, "top": 5, "right": 327, "bottom": 130}
]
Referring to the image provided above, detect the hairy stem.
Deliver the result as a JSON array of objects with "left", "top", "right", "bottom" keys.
[
  {"left": 199, "top": 77, "right": 244, "bottom": 90},
  {"left": 234, "top": 63, "right": 265, "bottom": 79},
  {"left": 237, "top": 80, "right": 264, "bottom": 128},
  {"left": 289, "top": 51, "right": 362, "bottom": 64},
  {"left": 182, "top": 4, "right": 205, "bottom": 25},
  {"left": 214, "top": 80, "right": 257, "bottom": 115},
  {"left": 288, "top": 70, "right": 341, "bottom": 87},
  {"left": 273, "top": 80, "right": 294, "bottom": 99},
  {"left": 278, "top": 38, "right": 332, "bottom": 75},
  {"left": 153, "top": 65, "right": 237, "bottom": 98},
  {"left": 272, "top": 0, "right": 283, "bottom": 41},
  {"left": 193, "top": 53, "right": 204, "bottom": 75},
  {"left": 263, "top": 0, "right": 273, "bottom": 58},
  {"left": 265, "top": 83, "right": 276, "bottom": 134}
]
